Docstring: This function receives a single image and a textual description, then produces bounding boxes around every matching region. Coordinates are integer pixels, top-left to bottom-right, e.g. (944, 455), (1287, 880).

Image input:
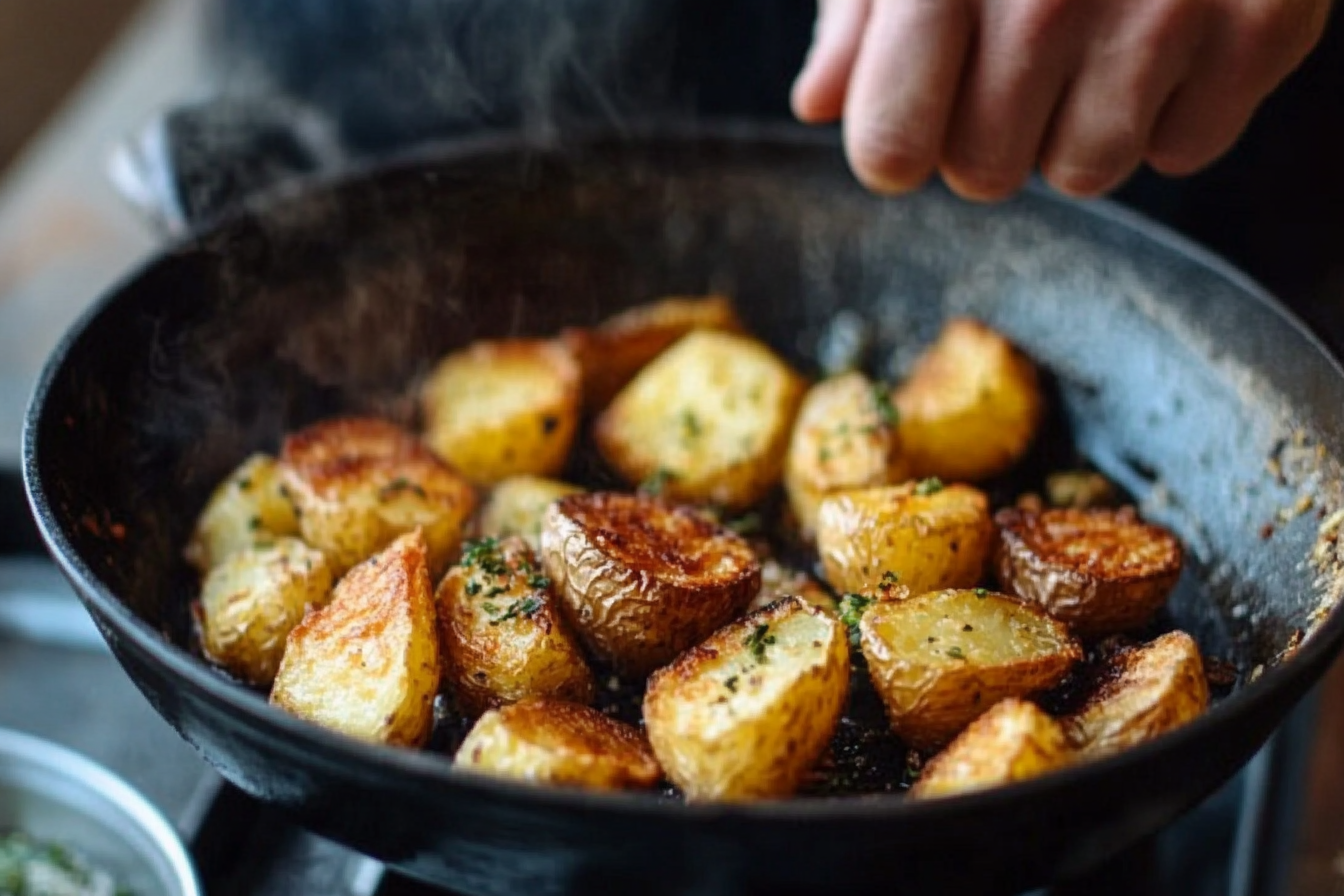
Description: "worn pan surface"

(23, 125), (1344, 896)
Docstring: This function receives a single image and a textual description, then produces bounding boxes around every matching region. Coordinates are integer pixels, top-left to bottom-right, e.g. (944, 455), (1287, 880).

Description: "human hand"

(791, 0), (1334, 200)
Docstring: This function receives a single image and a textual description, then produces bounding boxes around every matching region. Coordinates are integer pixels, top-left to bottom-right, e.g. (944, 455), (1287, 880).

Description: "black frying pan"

(22, 126), (1344, 896)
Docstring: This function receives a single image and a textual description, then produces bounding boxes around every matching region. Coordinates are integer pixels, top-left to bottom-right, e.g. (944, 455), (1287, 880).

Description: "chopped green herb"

(914, 477), (945, 496)
(484, 585), (508, 598)
(946, 646), (966, 660)
(461, 538), (509, 576)
(974, 588), (988, 598)
(491, 596), (543, 625)
(247, 516), (262, 531)
(818, 445), (833, 464)
(743, 623), (776, 662)
(236, 477), (253, 491)
(482, 601), (500, 615)
(638, 468), (677, 496)
(465, 580), (482, 597)
(725, 675), (739, 693)
(838, 593), (873, 646)
(871, 382), (899, 427)
(527, 573), (552, 590)
(681, 409), (703, 439)
(962, 624), (974, 632)
(725, 511), (763, 536)
(379, 476), (427, 500)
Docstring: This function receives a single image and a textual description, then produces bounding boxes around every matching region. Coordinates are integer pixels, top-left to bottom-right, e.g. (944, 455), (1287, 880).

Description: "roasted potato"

(270, 530), (440, 746)
(562, 294), (744, 409)
(995, 506), (1183, 638)
(197, 537), (332, 687)
(860, 589), (1082, 750)
(420, 339), (582, 486)
(540, 492), (761, 675)
(747, 558), (837, 616)
(894, 317), (1043, 482)
(816, 481), (994, 596)
(643, 596), (849, 801)
(437, 536), (595, 717)
(185, 454), (300, 572)
(784, 372), (911, 540)
(477, 476), (584, 551)
(454, 697), (661, 791)
(278, 417), (477, 576)
(594, 330), (807, 510)
(1063, 630), (1209, 757)
(912, 698), (1072, 799)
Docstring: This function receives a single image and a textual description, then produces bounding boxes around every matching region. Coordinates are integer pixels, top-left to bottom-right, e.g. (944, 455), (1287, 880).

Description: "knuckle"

(941, 157), (1031, 201)
(846, 120), (938, 193)
(1018, 0), (1076, 40)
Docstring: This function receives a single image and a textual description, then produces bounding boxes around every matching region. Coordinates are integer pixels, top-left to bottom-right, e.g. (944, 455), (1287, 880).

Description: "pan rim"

(22, 120), (1344, 823)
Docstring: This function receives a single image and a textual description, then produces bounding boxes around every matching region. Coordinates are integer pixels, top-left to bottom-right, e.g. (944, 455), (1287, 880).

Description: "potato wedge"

(562, 294), (744, 409)
(278, 417), (477, 576)
(894, 317), (1043, 482)
(816, 481), (994, 596)
(995, 507), (1183, 638)
(1063, 630), (1209, 757)
(185, 454), (300, 573)
(455, 697), (661, 791)
(911, 698), (1072, 799)
(477, 476), (585, 551)
(747, 558), (837, 616)
(643, 596), (849, 801)
(421, 339), (582, 486)
(271, 530), (440, 746)
(540, 492), (761, 675)
(860, 589), (1081, 751)
(197, 537), (332, 687)
(437, 536), (595, 717)
(784, 372), (911, 540)
(594, 330), (807, 510)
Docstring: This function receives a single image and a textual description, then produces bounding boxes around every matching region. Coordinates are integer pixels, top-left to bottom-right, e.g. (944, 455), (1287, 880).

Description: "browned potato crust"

(644, 597), (849, 801)
(995, 507), (1183, 637)
(912, 698), (1072, 799)
(1064, 630), (1209, 757)
(562, 294), (744, 409)
(894, 317), (1043, 482)
(278, 417), (477, 576)
(816, 481), (994, 596)
(747, 558), (837, 616)
(437, 536), (595, 717)
(270, 530), (441, 747)
(860, 589), (1082, 751)
(420, 339), (582, 486)
(540, 492), (761, 675)
(455, 697), (661, 791)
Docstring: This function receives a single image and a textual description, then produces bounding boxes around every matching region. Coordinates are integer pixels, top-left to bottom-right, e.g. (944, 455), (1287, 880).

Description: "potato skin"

(278, 417), (477, 576)
(995, 507), (1183, 638)
(1064, 630), (1209, 757)
(455, 697), (661, 791)
(894, 317), (1043, 482)
(784, 372), (910, 540)
(477, 476), (584, 551)
(270, 530), (441, 747)
(562, 294), (744, 410)
(198, 537), (332, 687)
(420, 339), (582, 486)
(594, 329), (807, 511)
(437, 536), (595, 717)
(540, 492), (761, 675)
(860, 589), (1082, 751)
(816, 481), (994, 596)
(912, 698), (1072, 799)
(643, 597), (849, 801)
(185, 454), (300, 573)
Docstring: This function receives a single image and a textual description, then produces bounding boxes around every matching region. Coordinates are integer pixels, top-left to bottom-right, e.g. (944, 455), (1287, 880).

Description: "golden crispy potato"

(816, 481), (994, 596)
(784, 372), (911, 540)
(455, 697), (661, 791)
(278, 417), (477, 576)
(860, 589), (1082, 751)
(562, 294), (744, 410)
(747, 559), (837, 616)
(643, 597), (849, 801)
(197, 537), (332, 687)
(477, 476), (584, 551)
(594, 330), (807, 510)
(420, 339), (582, 486)
(894, 317), (1043, 482)
(270, 530), (440, 747)
(1063, 630), (1209, 757)
(437, 536), (595, 717)
(540, 492), (761, 675)
(995, 507), (1183, 638)
(912, 698), (1072, 799)
(185, 454), (300, 573)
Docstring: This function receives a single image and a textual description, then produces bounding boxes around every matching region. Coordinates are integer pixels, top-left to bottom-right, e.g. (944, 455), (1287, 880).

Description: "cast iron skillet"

(22, 125), (1344, 896)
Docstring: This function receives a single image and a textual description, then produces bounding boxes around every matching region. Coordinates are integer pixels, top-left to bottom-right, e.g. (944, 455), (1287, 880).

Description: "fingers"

(792, 0), (873, 124)
(842, 0), (974, 194)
